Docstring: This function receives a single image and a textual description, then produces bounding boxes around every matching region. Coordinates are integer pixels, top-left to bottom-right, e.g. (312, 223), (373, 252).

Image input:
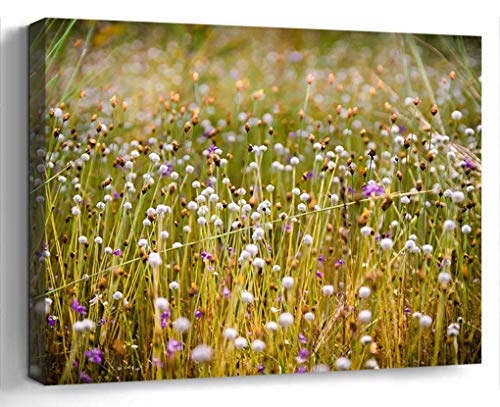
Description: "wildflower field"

(29, 19), (481, 384)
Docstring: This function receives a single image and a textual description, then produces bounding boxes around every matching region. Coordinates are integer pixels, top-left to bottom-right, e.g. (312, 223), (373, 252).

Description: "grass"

(28, 19), (481, 384)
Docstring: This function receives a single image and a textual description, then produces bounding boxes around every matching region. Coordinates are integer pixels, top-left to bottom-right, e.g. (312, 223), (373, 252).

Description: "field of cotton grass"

(28, 19), (481, 384)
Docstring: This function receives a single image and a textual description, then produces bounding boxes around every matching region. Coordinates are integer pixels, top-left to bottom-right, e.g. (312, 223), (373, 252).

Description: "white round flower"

(380, 238), (393, 250)
(322, 285), (334, 296)
(266, 321), (278, 331)
(148, 252), (162, 267)
(304, 312), (315, 322)
(104, 247), (113, 254)
(279, 312), (294, 327)
(191, 344), (213, 363)
(297, 203), (307, 212)
(169, 281), (179, 290)
(443, 220), (456, 232)
(419, 314), (433, 328)
(241, 291), (254, 304)
(78, 235), (87, 244)
(461, 224), (472, 234)
(358, 286), (371, 299)
(234, 337), (248, 349)
(451, 110), (462, 121)
(452, 191), (465, 203)
(360, 226), (373, 237)
(400, 196), (410, 204)
(447, 323), (460, 337)
(94, 236), (103, 244)
(246, 244), (259, 256)
(422, 244), (433, 254)
(123, 202), (132, 210)
(173, 317), (191, 333)
(303, 234), (313, 245)
(251, 339), (266, 352)
(223, 328), (238, 340)
(361, 335), (372, 345)
(358, 310), (372, 324)
(252, 257), (265, 269)
(335, 356), (351, 371)
(290, 157), (300, 165)
(282, 276), (294, 289)
(438, 272), (451, 284)
(154, 297), (169, 312)
(112, 291), (123, 301)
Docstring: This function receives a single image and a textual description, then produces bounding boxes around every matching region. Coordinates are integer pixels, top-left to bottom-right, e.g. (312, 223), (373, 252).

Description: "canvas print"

(28, 19), (481, 384)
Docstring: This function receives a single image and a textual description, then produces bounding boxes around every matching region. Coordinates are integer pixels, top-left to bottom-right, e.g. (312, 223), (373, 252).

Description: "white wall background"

(1, 1), (499, 405)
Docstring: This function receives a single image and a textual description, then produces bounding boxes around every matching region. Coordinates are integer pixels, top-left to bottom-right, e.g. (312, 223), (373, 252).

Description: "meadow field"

(28, 19), (481, 384)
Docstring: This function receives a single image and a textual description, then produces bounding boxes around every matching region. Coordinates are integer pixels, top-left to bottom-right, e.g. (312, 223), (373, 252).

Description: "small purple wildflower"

(362, 182), (385, 197)
(71, 298), (87, 316)
(194, 309), (204, 319)
(47, 315), (56, 327)
(335, 259), (345, 266)
(404, 307), (411, 315)
(298, 348), (310, 359)
(97, 318), (106, 326)
(316, 270), (323, 279)
(295, 365), (308, 374)
(85, 348), (104, 364)
(160, 309), (171, 329)
(306, 171), (313, 179)
(159, 162), (174, 177)
(112, 249), (122, 256)
(207, 144), (218, 154)
(167, 338), (183, 358)
(79, 371), (92, 383)
(112, 191), (120, 200)
(464, 157), (474, 170)
(257, 364), (265, 373)
(317, 254), (325, 263)
(298, 333), (307, 344)
(72, 359), (79, 370)
(222, 287), (231, 299)
(284, 222), (292, 232)
(201, 250), (212, 261)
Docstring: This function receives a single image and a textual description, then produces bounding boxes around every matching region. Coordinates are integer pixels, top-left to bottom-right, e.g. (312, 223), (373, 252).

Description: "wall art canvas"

(28, 18), (481, 384)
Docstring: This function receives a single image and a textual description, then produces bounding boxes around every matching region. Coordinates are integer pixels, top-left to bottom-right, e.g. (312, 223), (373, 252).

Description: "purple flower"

(194, 309), (204, 318)
(160, 309), (171, 329)
(362, 182), (385, 197)
(335, 259), (345, 266)
(97, 318), (106, 326)
(47, 315), (56, 327)
(317, 254), (325, 263)
(257, 364), (265, 373)
(167, 338), (183, 358)
(222, 287), (231, 299)
(201, 250), (212, 260)
(79, 371), (92, 383)
(112, 191), (120, 200)
(85, 348), (103, 364)
(295, 365), (308, 374)
(289, 51), (303, 62)
(207, 144), (218, 154)
(404, 307), (411, 315)
(112, 249), (122, 256)
(316, 270), (323, 279)
(465, 157), (474, 170)
(305, 171), (313, 179)
(71, 298), (87, 316)
(298, 334), (307, 344)
(284, 222), (292, 232)
(298, 348), (310, 359)
(159, 162), (174, 177)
